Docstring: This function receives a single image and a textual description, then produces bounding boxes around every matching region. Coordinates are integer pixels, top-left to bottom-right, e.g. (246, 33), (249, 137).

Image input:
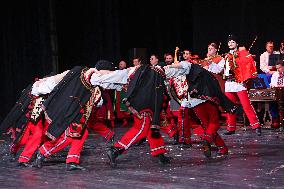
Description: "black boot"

(108, 135), (115, 145)
(10, 152), (17, 162)
(157, 154), (170, 165)
(35, 151), (45, 168)
(216, 151), (229, 157)
(17, 162), (31, 167)
(255, 127), (262, 136)
(178, 142), (192, 148)
(172, 133), (179, 145)
(134, 138), (146, 146)
(223, 130), (236, 135)
(107, 146), (124, 168)
(66, 163), (86, 171)
(202, 140), (211, 158)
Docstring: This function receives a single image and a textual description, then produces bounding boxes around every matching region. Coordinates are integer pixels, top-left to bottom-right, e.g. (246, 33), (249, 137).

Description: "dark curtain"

(1, 0), (284, 121)
(118, 0), (194, 63)
(54, 0), (121, 71)
(0, 1), (53, 121)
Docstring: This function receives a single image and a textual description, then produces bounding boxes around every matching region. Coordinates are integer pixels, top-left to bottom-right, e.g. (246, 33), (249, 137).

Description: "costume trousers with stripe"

(39, 129), (88, 164)
(10, 120), (48, 163)
(192, 102), (228, 153)
(225, 90), (260, 131)
(114, 110), (167, 156)
(87, 107), (114, 141)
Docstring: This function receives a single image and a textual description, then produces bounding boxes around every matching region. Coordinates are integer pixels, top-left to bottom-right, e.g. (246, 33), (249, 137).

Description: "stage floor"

(1, 126), (284, 189)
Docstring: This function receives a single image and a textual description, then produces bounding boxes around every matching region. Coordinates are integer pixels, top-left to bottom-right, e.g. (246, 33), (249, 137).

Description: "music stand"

(269, 54), (284, 67)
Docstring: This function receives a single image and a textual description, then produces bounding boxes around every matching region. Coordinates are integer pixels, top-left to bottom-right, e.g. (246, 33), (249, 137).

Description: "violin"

(197, 54), (224, 67)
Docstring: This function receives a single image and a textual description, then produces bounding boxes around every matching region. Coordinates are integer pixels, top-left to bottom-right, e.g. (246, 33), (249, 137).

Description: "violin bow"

(217, 42), (221, 55)
(248, 35), (258, 52)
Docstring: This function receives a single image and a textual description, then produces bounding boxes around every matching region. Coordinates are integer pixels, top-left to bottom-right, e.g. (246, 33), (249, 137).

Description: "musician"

(223, 34), (261, 136)
(280, 41), (284, 54)
(183, 49), (193, 63)
(202, 43), (224, 73)
(260, 41), (279, 75)
(118, 60), (127, 70)
(201, 42), (226, 92)
(164, 53), (174, 65)
(132, 57), (142, 66)
(269, 60), (284, 128)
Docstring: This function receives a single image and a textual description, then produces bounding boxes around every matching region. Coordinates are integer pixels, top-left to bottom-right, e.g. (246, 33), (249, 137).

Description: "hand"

(238, 46), (246, 51)
(84, 68), (96, 80)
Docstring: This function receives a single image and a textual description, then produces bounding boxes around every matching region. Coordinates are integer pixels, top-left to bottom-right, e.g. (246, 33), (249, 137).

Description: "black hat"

(227, 34), (238, 43)
(95, 60), (114, 71)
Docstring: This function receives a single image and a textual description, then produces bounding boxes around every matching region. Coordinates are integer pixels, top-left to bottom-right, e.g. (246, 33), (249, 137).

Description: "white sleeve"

(90, 69), (128, 90)
(270, 73), (278, 87)
(260, 53), (269, 73)
(127, 66), (138, 77)
(207, 59), (225, 74)
(165, 61), (191, 78)
(31, 77), (57, 96)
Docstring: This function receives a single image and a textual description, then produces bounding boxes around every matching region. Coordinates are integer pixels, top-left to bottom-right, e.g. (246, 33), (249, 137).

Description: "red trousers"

(104, 90), (115, 127)
(10, 120), (48, 163)
(192, 102), (228, 153)
(177, 107), (192, 144)
(180, 102), (228, 154)
(88, 108), (114, 141)
(114, 110), (167, 156)
(39, 129), (88, 164)
(225, 90), (260, 131)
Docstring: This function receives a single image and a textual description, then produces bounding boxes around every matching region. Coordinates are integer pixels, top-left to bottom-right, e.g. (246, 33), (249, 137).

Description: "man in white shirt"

(260, 41), (279, 80)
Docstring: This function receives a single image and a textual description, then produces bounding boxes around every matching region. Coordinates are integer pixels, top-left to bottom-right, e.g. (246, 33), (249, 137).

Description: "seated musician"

(259, 41), (280, 84)
(201, 42), (225, 92)
(269, 60), (284, 128)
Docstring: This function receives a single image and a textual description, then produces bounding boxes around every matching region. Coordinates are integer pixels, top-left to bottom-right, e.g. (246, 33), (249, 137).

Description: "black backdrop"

(1, 0), (284, 120)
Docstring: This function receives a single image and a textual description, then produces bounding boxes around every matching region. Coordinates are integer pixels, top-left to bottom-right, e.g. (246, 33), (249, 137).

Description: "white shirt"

(90, 69), (128, 91)
(165, 61), (191, 78)
(31, 70), (70, 96)
(31, 77), (57, 96)
(270, 71), (284, 87)
(207, 58), (225, 74)
(260, 51), (280, 73)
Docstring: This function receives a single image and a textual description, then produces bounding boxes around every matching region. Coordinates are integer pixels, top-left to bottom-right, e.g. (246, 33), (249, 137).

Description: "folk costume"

(165, 61), (233, 157)
(223, 35), (260, 135)
(36, 61), (129, 170)
(108, 64), (170, 167)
